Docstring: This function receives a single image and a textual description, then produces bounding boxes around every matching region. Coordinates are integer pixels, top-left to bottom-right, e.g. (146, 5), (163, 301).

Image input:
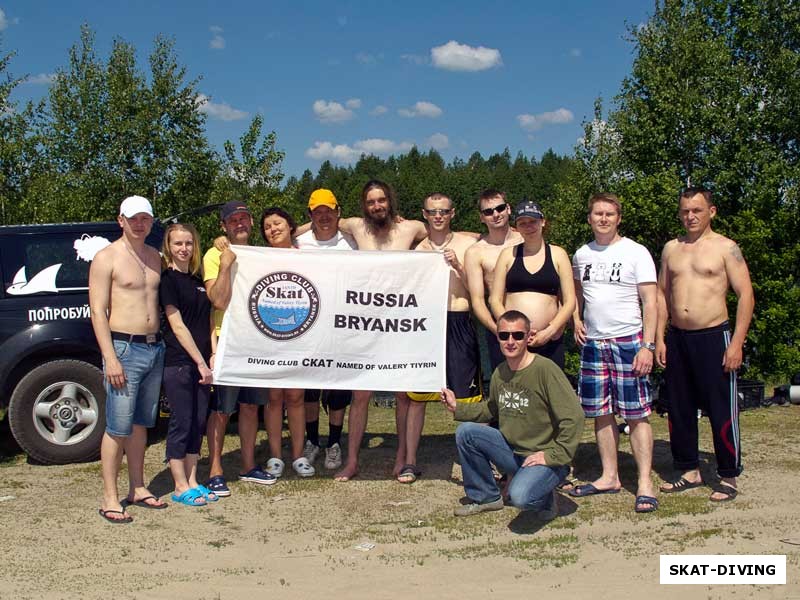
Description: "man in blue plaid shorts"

(569, 193), (659, 513)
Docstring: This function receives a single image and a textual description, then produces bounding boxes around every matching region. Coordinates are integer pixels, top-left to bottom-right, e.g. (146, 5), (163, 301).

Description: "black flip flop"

(397, 464), (422, 484)
(99, 508), (133, 524)
(125, 495), (168, 509)
(710, 482), (738, 502)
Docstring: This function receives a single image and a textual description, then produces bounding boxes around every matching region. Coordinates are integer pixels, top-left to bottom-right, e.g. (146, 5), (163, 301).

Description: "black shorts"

(304, 389), (351, 411)
(409, 311), (482, 403)
(528, 333), (565, 369)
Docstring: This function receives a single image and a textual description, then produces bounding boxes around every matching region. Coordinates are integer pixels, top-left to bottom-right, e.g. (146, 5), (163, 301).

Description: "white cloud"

(426, 133), (449, 150)
(398, 101), (443, 118)
(24, 73), (56, 85)
(196, 94), (248, 121)
(0, 8), (7, 30)
(356, 52), (383, 65)
(306, 138), (414, 163)
(517, 108), (574, 132)
(401, 54), (428, 66)
(345, 98), (362, 109)
(569, 48), (582, 58)
(313, 100), (355, 123)
(370, 105), (388, 116)
(431, 40), (502, 72)
(209, 26), (225, 50)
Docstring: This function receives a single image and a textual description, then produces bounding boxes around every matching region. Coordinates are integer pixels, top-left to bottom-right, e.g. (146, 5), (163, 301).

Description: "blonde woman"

(159, 223), (217, 506)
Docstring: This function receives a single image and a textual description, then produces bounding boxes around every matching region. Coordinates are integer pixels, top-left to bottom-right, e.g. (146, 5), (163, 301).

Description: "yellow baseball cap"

(308, 189), (338, 211)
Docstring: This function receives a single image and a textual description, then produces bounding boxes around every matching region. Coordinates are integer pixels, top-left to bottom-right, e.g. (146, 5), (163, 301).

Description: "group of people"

(89, 179), (753, 524)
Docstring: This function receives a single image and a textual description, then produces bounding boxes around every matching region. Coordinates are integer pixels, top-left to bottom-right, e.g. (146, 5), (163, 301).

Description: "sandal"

(397, 464), (422, 484)
(266, 457), (285, 478)
(193, 484), (219, 502)
(171, 488), (207, 507)
(292, 457), (316, 477)
(659, 477), (704, 494)
(710, 482), (738, 502)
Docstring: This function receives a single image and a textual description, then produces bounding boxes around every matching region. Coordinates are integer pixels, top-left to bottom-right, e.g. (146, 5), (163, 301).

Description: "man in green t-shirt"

(441, 310), (584, 519)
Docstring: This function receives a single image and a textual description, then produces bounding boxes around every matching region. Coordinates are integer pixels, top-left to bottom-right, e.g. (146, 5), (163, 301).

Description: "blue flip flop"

(569, 483), (621, 497)
(635, 495), (659, 513)
(171, 488), (207, 507)
(193, 484), (219, 502)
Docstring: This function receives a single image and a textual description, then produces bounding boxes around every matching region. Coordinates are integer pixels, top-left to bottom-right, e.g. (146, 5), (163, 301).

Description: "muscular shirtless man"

(397, 193), (481, 483)
(464, 190), (522, 371)
(90, 196), (166, 523)
(656, 186), (754, 502)
(331, 180), (429, 481)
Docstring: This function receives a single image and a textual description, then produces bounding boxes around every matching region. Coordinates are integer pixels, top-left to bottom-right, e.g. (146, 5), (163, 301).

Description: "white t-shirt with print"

(572, 237), (656, 339)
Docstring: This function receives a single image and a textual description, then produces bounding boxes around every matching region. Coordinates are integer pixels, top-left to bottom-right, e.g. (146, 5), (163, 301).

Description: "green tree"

(558, 0), (800, 379)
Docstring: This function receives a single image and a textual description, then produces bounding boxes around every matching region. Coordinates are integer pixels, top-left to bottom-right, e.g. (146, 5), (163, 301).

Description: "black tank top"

(505, 243), (560, 296)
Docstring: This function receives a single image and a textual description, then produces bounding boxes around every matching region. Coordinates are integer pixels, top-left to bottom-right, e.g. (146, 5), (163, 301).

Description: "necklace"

(123, 241), (147, 277)
(428, 232), (453, 252)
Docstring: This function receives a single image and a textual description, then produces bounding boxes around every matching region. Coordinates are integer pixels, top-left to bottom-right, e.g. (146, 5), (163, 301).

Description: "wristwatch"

(643, 342), (656, 352)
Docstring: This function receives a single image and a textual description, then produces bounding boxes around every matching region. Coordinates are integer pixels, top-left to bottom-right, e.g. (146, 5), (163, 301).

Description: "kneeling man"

(441, 310), (583, 519)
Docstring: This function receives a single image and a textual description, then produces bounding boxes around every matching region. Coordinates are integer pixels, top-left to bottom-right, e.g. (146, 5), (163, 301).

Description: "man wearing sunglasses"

(441, 310), (583, 518)
(464, 190), (522, 371)
(397, 193), (482, 484)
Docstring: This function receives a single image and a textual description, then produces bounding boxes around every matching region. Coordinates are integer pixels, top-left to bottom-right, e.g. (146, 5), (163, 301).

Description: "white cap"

(119, 195), (154, 218)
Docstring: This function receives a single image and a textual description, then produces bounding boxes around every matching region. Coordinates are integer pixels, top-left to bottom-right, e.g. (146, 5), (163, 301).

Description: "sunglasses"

(480, 203), (508, 216)
(423, 208), (453, 216)
(497, 331), (527, 341)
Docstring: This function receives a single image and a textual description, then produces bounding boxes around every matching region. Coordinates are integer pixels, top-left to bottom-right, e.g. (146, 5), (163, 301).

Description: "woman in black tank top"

(488, 201), (576, 368)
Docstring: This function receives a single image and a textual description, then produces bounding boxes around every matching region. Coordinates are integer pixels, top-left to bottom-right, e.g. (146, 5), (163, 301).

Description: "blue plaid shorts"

(578, 333), (651, 420)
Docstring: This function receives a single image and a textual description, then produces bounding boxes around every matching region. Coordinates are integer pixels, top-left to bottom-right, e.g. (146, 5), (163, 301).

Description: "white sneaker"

(292, 456), (316, 477)
(303, 440), (320, 463)
(266, 457), (285, 478)
(324, 443), (342, 470)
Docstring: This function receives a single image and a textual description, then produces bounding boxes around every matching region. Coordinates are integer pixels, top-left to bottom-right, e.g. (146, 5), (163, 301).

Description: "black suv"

(0, 221), (162, 464)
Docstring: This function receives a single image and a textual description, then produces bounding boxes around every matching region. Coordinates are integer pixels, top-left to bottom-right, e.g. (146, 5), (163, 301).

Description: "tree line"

(1, 0), (797, 380)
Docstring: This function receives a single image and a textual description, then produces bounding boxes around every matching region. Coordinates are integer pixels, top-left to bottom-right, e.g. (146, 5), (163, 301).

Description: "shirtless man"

(397, 193), (481, 483)
(656, 186), (754, 502)
(329, 179), (429, 481)
(90, 195), (166, 523)
(464, 190), (522, 371)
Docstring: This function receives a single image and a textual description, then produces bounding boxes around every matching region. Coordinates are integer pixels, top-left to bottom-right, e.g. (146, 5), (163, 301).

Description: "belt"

(111, 331), (163, 345)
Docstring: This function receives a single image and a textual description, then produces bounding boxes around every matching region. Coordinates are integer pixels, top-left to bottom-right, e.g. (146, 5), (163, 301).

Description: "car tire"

(9, 359), (106, 464)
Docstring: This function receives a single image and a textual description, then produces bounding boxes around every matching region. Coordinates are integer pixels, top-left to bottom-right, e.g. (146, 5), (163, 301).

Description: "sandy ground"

(1, 403), (799, 600)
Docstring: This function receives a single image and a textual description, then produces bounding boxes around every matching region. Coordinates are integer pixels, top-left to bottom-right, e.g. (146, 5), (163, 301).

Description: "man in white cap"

(296, 189), (356, 472)
(90, 195), (167, 523)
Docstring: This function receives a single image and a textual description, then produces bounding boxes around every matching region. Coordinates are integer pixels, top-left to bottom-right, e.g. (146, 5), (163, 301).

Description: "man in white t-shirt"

(295, 189), (356, 471)
(569, 193), (659, 513)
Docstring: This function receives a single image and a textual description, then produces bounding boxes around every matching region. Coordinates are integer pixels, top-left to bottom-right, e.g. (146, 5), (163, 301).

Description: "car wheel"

(9, 359), (105, 464)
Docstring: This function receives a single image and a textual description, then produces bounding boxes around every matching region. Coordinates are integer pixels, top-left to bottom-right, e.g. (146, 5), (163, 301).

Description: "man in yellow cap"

(296, 189), (356, 471)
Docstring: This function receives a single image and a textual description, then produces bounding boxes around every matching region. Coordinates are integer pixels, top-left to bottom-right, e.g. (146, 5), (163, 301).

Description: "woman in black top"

(160, 223), (217, 506)
(489, 200), (575, 368)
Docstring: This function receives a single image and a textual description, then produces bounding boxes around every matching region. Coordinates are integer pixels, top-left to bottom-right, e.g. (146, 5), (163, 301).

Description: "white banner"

(213, 246), (449, 391)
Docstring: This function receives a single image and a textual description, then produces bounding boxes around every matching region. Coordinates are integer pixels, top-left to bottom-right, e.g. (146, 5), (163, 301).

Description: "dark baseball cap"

(515, 200), (545, 220)
(220, 200), (250, 221)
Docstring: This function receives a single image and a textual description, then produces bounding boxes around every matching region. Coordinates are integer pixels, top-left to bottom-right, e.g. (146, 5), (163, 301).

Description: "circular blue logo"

(248, 271), (320, 340)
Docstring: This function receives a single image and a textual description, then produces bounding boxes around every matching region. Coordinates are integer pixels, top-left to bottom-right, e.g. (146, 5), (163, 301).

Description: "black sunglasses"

(480, 203), (508, 216)
(497, 331), (526, 341)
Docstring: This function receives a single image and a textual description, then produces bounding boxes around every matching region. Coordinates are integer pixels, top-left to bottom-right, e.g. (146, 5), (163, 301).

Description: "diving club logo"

(248, 271), (320, 340)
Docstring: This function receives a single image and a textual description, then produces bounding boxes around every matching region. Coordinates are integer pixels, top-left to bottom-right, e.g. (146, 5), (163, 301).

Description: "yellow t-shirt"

(202, 246), (226, 336)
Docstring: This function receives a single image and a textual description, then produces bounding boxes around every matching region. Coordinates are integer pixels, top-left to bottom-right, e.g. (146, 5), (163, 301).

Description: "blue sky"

(1, 1), (654, 180)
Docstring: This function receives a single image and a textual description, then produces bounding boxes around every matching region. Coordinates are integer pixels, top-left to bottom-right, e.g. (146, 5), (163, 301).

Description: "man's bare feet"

(334, 463), (359, 482)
